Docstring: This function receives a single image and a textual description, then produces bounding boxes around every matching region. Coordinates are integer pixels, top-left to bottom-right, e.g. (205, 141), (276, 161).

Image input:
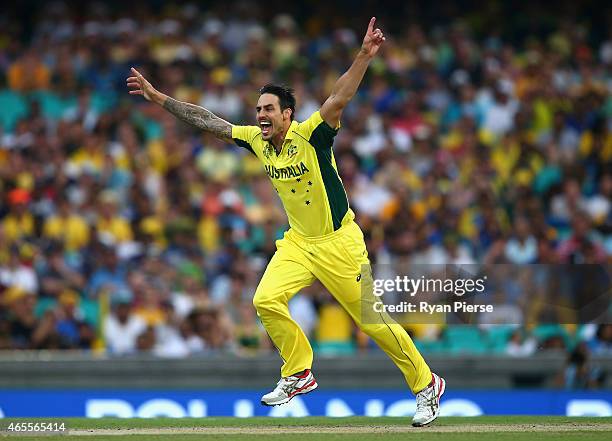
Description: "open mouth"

(260, 121), (271, 136)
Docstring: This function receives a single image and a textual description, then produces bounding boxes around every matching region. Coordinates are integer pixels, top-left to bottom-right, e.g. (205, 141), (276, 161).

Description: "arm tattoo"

(163, 97), (232, 140)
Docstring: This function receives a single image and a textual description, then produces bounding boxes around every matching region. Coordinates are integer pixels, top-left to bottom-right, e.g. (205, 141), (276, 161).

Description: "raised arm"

(126, 67), (232, 141)
(320, 17), (385, 129)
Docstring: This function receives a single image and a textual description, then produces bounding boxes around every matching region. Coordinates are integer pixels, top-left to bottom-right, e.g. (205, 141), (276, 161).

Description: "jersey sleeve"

(298, 110), (339, 151)
(231, 125), (260, 156)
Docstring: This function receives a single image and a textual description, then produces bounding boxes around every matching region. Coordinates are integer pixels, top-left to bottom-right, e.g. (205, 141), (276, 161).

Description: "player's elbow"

(329, 94), (350, 110)
(321, 95), (347, 127)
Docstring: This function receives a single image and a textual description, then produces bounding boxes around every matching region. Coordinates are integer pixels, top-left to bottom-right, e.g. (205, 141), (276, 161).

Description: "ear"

(283, 108), (292, 121)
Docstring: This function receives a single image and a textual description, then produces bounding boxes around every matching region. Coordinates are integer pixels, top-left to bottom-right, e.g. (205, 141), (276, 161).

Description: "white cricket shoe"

(412, 372), (446, 427)
(261, 369), (318, 406)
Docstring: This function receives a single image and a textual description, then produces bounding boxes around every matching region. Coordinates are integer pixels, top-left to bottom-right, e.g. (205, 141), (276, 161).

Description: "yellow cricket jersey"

(232, 111), (353, 237)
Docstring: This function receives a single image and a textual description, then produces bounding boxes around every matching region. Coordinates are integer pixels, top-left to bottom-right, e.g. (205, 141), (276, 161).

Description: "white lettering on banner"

(80, 396), (611, 418)
(325, 399), (355, 417)
(377, 399), (484, 417)
(187, 400), (207, 418)
(85, 399), (206, 418)
(384, 400), (416, 416)
(87, 399), (134, 418)
(138, 399), (187, 418)
(439, 399), (483, 416)
(567, 400), (612, 417)
(0, 407), (4, 417)
(364, 400), (384, 417)
(234, 400), (254, 418)
(268, 397), (309, 417)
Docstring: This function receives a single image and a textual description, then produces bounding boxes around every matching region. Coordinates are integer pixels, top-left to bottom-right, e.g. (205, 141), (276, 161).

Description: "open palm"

(126, 67), (157, 102)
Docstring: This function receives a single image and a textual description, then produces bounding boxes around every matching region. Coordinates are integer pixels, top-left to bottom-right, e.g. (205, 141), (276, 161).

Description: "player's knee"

(252, 291), (273, 312)
(253, 289), (287, 315)
(252, 293), (263, 311)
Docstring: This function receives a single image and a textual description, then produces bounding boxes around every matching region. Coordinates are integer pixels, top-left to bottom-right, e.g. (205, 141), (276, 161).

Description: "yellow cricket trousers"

(253, 219), (432, 394)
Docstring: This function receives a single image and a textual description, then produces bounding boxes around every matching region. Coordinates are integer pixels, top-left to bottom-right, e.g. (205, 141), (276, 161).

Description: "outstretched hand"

(361, 17), (386, 58)
(126, 67), (157, 102)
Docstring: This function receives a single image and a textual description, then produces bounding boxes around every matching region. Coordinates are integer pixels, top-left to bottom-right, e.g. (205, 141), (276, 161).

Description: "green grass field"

(2, 416), (611, 441)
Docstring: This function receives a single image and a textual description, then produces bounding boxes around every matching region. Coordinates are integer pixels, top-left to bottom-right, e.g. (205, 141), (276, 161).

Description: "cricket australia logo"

(287, 145), (298, 159)
(263, 144), (274, 159)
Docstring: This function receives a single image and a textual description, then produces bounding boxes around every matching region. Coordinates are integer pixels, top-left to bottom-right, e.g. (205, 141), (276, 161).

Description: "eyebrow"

(256, 104), (275, 110)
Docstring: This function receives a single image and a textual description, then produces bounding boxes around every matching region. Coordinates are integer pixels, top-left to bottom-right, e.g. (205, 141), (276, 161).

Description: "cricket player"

(127, 17), (445, 426)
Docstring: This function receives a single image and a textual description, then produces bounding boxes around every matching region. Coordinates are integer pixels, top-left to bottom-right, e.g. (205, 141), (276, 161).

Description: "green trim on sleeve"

(233, 137), (256, 156)
(231, 125), (258, 156)
(308, 120), (338, 152)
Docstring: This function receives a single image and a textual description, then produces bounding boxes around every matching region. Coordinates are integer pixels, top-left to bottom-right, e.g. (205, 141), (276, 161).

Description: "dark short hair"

(259, 83), (296, 121)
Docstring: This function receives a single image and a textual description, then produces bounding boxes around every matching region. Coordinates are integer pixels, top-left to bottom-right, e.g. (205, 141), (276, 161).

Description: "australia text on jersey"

(264, 162), (310, 180)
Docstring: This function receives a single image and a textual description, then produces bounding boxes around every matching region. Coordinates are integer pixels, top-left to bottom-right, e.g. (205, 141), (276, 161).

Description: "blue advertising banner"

(0, 390), (610, 418)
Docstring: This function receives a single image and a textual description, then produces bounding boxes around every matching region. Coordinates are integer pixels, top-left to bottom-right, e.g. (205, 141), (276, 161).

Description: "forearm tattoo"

(163, 97), (232, 139)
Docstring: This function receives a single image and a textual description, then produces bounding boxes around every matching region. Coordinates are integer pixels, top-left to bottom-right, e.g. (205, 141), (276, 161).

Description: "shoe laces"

(276, 376), (298, 394)
(415, 385), (435, 412)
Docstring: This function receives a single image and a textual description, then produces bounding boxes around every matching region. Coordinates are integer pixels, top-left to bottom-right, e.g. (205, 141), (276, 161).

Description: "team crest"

(263, 144), (274, 159)
(287, 145), (298, 158)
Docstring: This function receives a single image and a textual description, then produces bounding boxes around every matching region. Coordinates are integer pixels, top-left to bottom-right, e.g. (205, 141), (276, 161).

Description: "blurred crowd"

(0, 1), (610, 363)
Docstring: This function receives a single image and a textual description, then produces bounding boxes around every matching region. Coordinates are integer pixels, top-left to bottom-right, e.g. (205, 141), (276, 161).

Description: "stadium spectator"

(2, 286), (58, 349)
(587, 324), (612, 356)
(103, 295), (147, 355)
(54, 289), (95, 349)
(558, 342), (605, 389)
(38, 244), (86, 298)
(0, 246), (38, 294)
(504, 216), (538, 264)
(42, 198), (91, 252)
(505, 328), (537, 357)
